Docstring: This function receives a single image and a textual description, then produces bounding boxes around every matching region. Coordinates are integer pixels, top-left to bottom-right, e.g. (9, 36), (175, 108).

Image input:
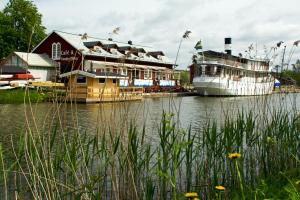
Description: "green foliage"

(0, 108), (300, 199)
(0, 88), (48, 104)
(282, 69), (300, 85)
(0, 0), (46, 58)
(180, 70), (190, 86)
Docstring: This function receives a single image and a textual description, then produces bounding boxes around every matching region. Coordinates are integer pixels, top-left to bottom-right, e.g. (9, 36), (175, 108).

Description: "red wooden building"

(33, 31), (179, 87)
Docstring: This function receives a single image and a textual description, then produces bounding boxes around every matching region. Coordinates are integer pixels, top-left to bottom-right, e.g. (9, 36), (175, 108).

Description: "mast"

(281, 45), (286, 72)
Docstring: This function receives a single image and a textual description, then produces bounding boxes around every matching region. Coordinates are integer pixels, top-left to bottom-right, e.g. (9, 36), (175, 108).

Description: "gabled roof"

(59, 70), (128, 79)
(14, 52), (57, 67)
(33, 30), (175, 65)
(0, 65), (28, 74)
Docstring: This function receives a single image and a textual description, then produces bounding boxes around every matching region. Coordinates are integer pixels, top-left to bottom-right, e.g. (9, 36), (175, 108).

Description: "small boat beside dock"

(59, 70), (143, 103)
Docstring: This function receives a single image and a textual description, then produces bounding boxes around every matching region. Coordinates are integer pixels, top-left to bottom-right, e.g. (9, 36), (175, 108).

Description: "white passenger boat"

(191, 38), (274, 96)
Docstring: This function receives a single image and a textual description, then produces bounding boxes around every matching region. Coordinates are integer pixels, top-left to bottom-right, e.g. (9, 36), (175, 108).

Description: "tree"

(0, 0), (46, 59)
(180, 70), (190, 86)
(295, 59), (300, 72)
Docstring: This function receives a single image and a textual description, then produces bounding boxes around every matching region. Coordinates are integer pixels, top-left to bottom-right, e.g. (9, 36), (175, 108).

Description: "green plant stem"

(235, 160), (245, 200)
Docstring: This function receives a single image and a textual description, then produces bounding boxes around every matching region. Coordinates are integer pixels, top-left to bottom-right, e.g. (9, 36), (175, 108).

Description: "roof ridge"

(54, 30), (153, 48)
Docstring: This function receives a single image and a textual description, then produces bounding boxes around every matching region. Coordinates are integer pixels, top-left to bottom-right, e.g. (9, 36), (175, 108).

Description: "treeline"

(0, 0), (46, 59)
(282, 59), (300, 85)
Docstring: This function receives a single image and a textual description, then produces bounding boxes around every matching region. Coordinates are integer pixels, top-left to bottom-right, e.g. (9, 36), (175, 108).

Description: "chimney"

(225, 37), (232, 55)
(128, 40), (133, 45)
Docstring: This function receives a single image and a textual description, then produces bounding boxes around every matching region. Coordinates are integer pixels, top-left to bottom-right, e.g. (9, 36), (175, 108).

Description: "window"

(106, 67), (112, 73)
(52, 42), (61, 59)
(57, 43), (61, 58)
(133, 69), (140, 79)
(157, 71), (161, 80)
(99, 78), (106, 83)
(144, 69), (152, 79)
(120, 68), (127, 75)
(112, 79), (117, 84)
(76, 76), (86, 84)
(216, 66), (222, 75)
(52, 43), (57, 59)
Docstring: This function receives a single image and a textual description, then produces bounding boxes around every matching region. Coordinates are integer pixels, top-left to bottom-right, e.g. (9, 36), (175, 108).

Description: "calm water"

(0, 93), (299, 143)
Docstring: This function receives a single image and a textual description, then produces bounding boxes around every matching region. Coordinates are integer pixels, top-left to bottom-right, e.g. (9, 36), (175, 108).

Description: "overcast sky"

(1, 0), (300, 69)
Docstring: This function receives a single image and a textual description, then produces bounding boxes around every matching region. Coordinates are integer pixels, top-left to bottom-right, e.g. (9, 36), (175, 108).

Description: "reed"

(0, 96), (299, 199)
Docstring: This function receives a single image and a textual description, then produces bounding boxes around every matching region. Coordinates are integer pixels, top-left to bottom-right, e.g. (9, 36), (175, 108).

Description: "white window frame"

(144, 69), (152, 80)
(56, 43), (61, 59)
(121, 68), (127, 76)
(52, 43), (57, 59)
(52, 42), (61, 60)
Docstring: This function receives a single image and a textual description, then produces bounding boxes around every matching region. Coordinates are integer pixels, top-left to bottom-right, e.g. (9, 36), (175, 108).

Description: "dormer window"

(110, 48), (118, 55)
(52, 42), (61, 59)
(94, 46), (102, 53)
(138, 52), (145, 58)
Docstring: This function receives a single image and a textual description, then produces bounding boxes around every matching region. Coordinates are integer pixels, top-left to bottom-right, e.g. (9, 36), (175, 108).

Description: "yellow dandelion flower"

(193, 198), (200, 200)
(185, 192), (198, 198)
(215, 185), (226, 191)
(228, 153), (241, 159)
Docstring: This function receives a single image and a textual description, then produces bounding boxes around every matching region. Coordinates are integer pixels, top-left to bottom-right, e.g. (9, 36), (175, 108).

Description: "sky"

(1, 0), (300, 69)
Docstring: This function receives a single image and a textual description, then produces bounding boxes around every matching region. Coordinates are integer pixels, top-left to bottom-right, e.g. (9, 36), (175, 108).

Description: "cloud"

(1, 0), (300, 68)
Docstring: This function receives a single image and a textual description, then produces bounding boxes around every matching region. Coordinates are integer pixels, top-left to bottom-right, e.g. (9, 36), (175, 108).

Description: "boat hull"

(193, 76), (274, 96)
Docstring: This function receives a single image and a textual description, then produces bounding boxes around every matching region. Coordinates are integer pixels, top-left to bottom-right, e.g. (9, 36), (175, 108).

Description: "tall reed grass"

(0, 95), (299, 200)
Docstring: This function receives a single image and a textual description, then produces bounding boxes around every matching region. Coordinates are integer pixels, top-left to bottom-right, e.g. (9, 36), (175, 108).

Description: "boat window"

(99, 78), (106, 83)
(76, 76), (86, 84)
(216, 66), (222, 75)
(205, 66), (214, 75)
(196, 66), (202, 76)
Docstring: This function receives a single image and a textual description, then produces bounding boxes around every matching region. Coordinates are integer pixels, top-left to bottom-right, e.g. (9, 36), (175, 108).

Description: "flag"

(183, 30), (191, 38)
(194, 40), (202, 50)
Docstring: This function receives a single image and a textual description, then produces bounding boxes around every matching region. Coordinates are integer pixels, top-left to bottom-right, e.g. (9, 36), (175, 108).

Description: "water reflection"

(0, 93), (299, 143)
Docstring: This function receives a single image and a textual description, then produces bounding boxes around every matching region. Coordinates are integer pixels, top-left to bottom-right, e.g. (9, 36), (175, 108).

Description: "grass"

(0, 98), (299, 199)
(0, 88), (49, 104)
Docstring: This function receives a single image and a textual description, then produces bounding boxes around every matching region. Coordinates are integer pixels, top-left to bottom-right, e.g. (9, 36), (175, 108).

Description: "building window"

(52, 43), (57, 59)
(157, 72), (161, 80)
(99, 78), (106, 83)
(144, 69), (152, 79)
(105, 67), (113, 73)
(57, 43), (61, 58)
(120, 68), (127, 75)
(133, 69), (140, 79)
(52, 42), (61, 59)
(76, 76), (86, 84)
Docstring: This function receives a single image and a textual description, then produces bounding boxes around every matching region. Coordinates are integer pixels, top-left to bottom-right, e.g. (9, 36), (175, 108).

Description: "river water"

(0, 93), (299, 142)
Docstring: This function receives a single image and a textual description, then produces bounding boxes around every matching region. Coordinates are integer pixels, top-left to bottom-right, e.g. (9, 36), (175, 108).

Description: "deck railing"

(67, 86), (143, 101)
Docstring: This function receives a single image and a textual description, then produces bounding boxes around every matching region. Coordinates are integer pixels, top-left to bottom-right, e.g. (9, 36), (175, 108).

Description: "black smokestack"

(225, 37), (232, 55)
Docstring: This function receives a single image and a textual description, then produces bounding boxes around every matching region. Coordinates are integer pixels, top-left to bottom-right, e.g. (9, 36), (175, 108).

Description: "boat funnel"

(225, 37), (232, 55)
